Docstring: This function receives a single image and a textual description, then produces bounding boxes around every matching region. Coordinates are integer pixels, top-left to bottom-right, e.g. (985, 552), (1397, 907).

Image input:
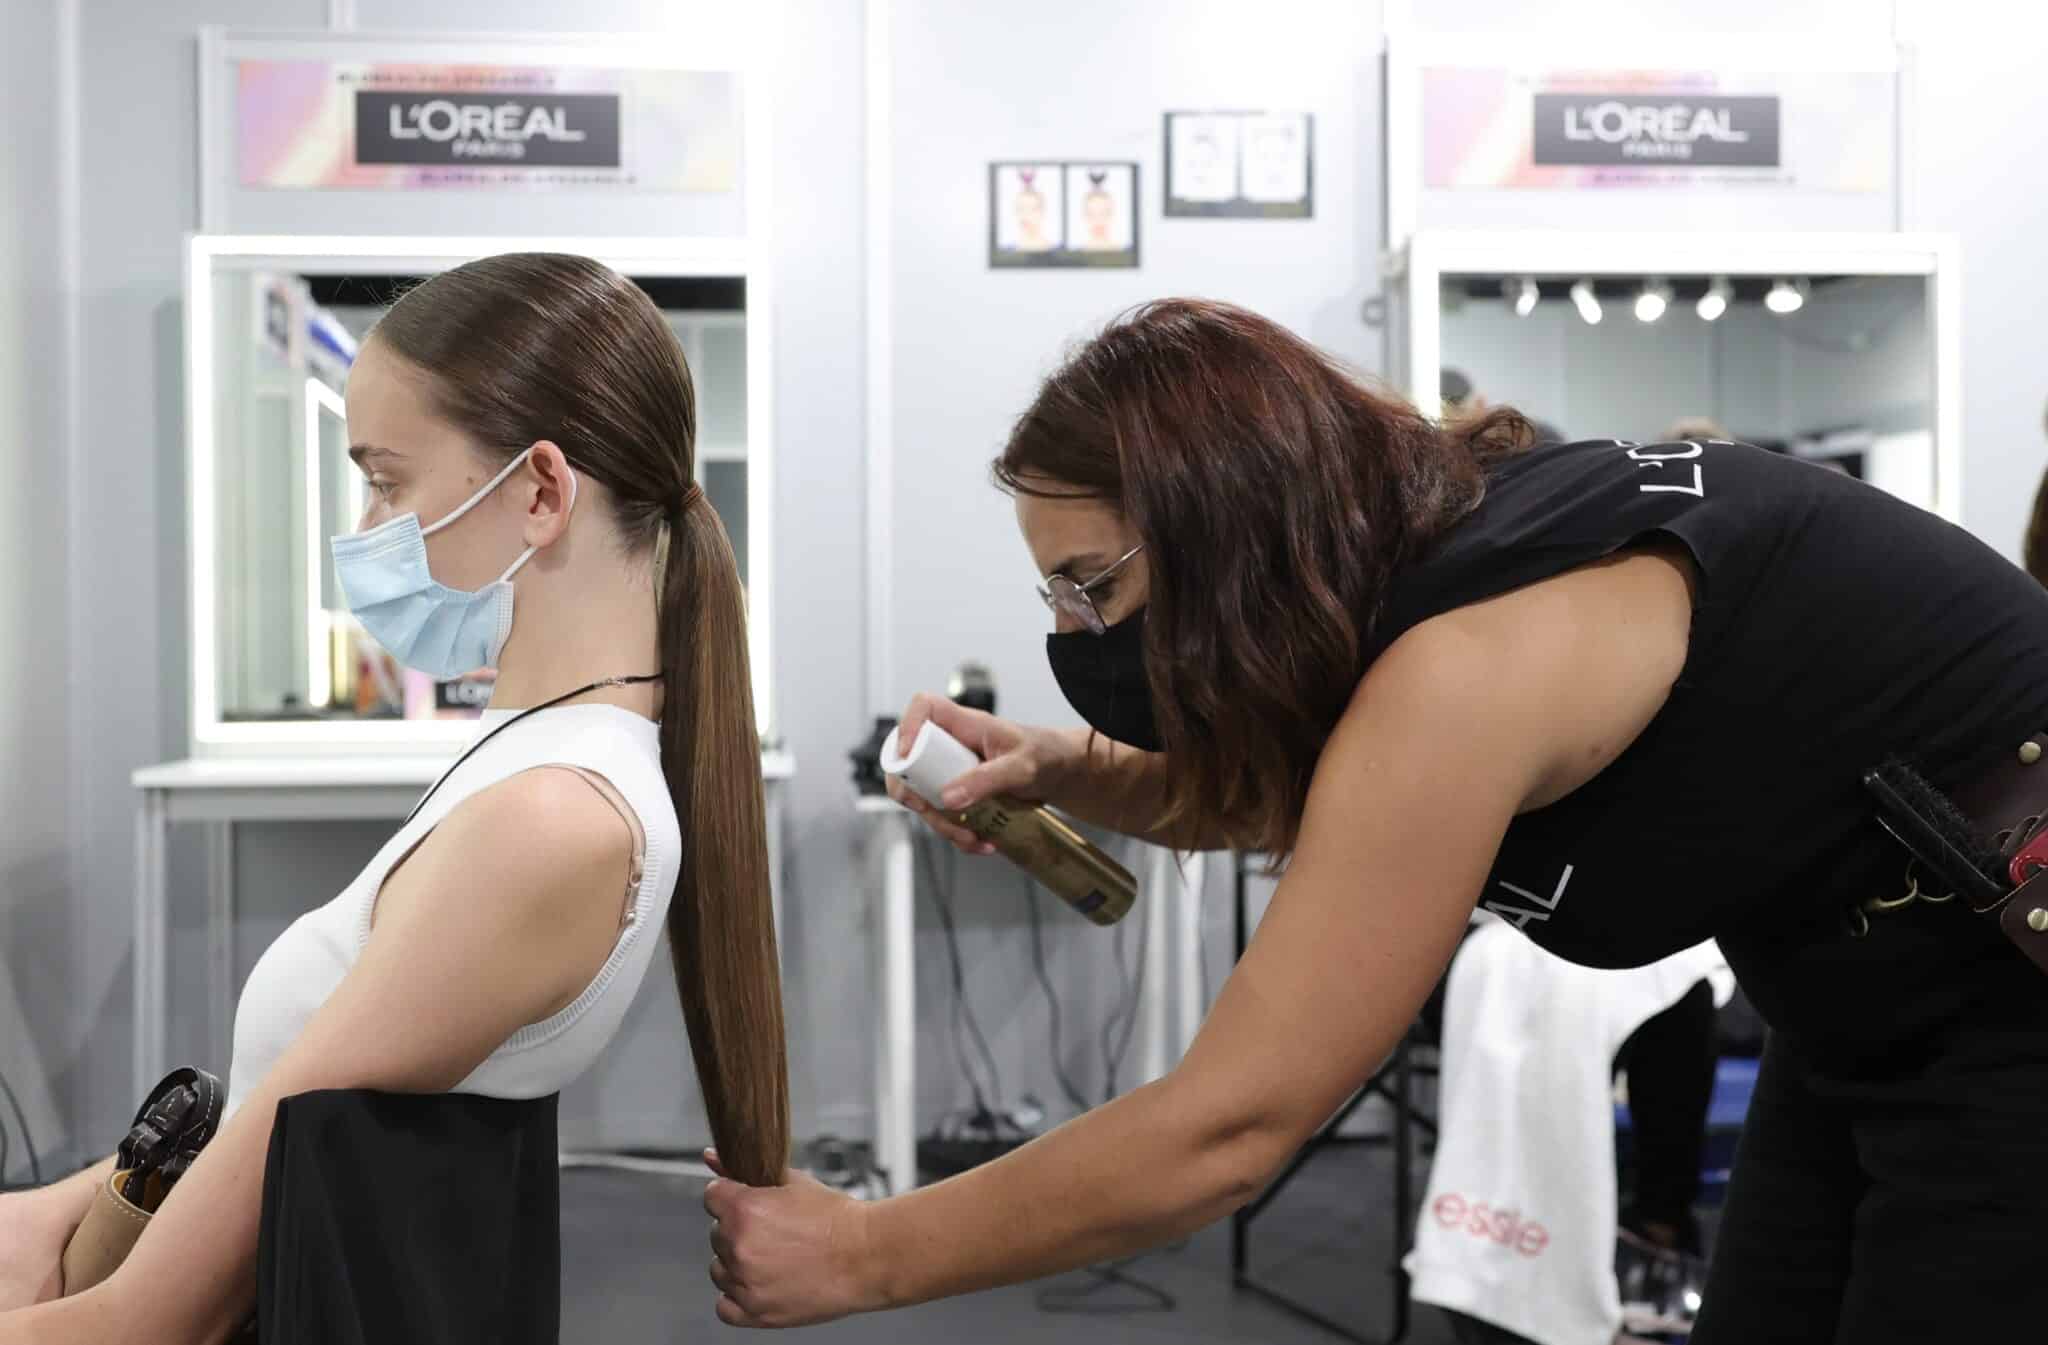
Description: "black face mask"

(1046, 607), (1164, 752)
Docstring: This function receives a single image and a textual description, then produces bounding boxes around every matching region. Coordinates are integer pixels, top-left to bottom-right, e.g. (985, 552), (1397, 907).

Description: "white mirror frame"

(184, 233), (775, 754)
(1401, 230), (1962, 523)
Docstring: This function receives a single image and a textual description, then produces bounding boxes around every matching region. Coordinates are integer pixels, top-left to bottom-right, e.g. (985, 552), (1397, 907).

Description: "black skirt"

(255, 1089), (561, 1345)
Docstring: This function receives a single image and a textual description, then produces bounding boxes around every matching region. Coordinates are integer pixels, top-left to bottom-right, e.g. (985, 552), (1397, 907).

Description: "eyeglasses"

(1038, 543), (1145, 635)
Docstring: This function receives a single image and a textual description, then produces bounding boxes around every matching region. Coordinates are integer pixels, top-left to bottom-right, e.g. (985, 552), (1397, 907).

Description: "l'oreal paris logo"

(1565, 101), (1748, 146)
(385, 100), (588, 152)
(353, 91), (622, 169)
(1531, 92), (1780, 167)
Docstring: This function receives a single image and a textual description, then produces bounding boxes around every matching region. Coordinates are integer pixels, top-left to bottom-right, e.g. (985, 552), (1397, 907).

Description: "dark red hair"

(995, 298), (1530, 855)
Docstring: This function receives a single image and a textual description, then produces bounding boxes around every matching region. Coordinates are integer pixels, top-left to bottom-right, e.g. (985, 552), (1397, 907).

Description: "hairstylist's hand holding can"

(883, 693), (1081, 855)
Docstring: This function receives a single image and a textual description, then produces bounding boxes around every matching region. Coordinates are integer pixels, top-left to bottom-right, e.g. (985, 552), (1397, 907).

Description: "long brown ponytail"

(657, 493), (789, 1187)
(373, 252), (788, 1186)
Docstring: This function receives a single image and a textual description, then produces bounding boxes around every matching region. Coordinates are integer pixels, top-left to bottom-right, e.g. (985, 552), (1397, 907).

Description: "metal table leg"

(133, 789), (168, 1100)
(874, 813), (916, 1195)
(766, 779), (786, 958)
(1135, 847), (1173, 1085)
(207, 822), (236, 1077)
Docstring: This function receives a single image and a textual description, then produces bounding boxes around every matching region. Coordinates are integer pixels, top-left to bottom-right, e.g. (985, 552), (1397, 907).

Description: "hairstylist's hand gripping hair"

(701, 1152), (881, 1324)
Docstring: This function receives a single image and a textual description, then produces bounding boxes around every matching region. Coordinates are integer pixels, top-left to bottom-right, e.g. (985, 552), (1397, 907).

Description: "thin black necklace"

(403, 673), (664, 828)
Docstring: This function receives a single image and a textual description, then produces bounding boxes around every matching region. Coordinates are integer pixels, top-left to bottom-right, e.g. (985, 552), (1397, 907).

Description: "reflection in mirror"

(1439, 273), (1934, 509)
(209, 265), (748, 726)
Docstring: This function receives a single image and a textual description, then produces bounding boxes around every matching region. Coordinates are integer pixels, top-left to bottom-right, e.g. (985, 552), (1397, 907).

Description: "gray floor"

(562, 1146), (1466, 1343)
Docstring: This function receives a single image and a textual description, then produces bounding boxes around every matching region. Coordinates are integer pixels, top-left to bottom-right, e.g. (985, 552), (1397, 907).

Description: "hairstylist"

(705, 300), (2048, 1344)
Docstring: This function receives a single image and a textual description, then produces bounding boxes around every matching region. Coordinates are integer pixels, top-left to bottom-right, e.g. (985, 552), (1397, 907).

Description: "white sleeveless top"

(226, 704), (682, 1116)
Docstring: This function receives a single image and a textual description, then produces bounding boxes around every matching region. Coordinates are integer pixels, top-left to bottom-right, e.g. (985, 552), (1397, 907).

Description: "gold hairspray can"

(880, 722), (1136, 925)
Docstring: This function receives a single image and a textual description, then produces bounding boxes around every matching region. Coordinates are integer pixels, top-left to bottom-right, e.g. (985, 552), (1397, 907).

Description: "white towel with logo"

(1405, 919), (1731, 1345)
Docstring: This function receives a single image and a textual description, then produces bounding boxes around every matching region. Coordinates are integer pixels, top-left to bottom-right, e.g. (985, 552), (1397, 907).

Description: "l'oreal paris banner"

(1424, 67), (1890, 191)
(237, 61), (739, 192)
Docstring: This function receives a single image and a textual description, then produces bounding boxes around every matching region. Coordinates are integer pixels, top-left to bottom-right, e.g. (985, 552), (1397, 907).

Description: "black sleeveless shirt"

(1364, 439), (2048, 1044)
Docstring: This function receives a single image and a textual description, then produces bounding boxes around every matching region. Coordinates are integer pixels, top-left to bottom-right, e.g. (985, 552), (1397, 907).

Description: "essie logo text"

(1430, 1193), (1552, 1258)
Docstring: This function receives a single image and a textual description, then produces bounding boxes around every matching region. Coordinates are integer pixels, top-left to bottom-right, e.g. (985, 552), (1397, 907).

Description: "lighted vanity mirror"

(186, 235), (772, 753)
(1403, 232), (1960, 521)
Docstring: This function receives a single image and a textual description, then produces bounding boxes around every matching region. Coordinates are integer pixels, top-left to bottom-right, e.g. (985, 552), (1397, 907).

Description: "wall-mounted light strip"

(1402, 230), (1964, 526)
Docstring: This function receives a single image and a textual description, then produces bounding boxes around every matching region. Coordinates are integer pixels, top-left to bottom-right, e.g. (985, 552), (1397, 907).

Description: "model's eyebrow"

(348, 443), (399, 467)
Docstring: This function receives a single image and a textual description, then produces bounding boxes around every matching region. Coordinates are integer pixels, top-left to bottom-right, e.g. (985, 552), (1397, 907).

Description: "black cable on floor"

(1098, 839), (1151, 1101)
(0, 1068), (39, 1186)
(919, 837), (991, 1118)
(947, 843), (1006, 1111)
(1021, 875), (1093, 1115)
(917, 835), (1003, 1118)
(1036, 842), (1184, 1319)
(1097, 900), (1133, 1100)
(1009, 841), (1181, 1317)
(1106, 855), (1151, 1097)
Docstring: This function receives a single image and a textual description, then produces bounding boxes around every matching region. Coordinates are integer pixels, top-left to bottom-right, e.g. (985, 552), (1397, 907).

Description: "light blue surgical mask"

(330, 447), (574, 679)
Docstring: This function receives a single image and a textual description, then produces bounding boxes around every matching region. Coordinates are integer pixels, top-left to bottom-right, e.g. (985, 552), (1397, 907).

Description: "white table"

(855, 795), (1207, 1196)
(130, 751), (795, 1100)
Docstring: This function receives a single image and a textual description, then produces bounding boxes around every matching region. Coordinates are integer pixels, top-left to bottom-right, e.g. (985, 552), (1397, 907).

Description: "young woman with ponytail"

(0, 252), (786, 1342)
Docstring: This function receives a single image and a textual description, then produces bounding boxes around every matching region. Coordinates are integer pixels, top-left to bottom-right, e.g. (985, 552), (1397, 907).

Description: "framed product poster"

(1164, 110), (1313, 218)
(990, 161), (1139, 269)
(1064, 163), (1137, 261)
(991, 163), (1065, 258)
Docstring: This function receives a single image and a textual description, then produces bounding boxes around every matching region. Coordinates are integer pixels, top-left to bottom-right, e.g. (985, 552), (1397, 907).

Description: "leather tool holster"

(1936, 732), (2048, 975)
